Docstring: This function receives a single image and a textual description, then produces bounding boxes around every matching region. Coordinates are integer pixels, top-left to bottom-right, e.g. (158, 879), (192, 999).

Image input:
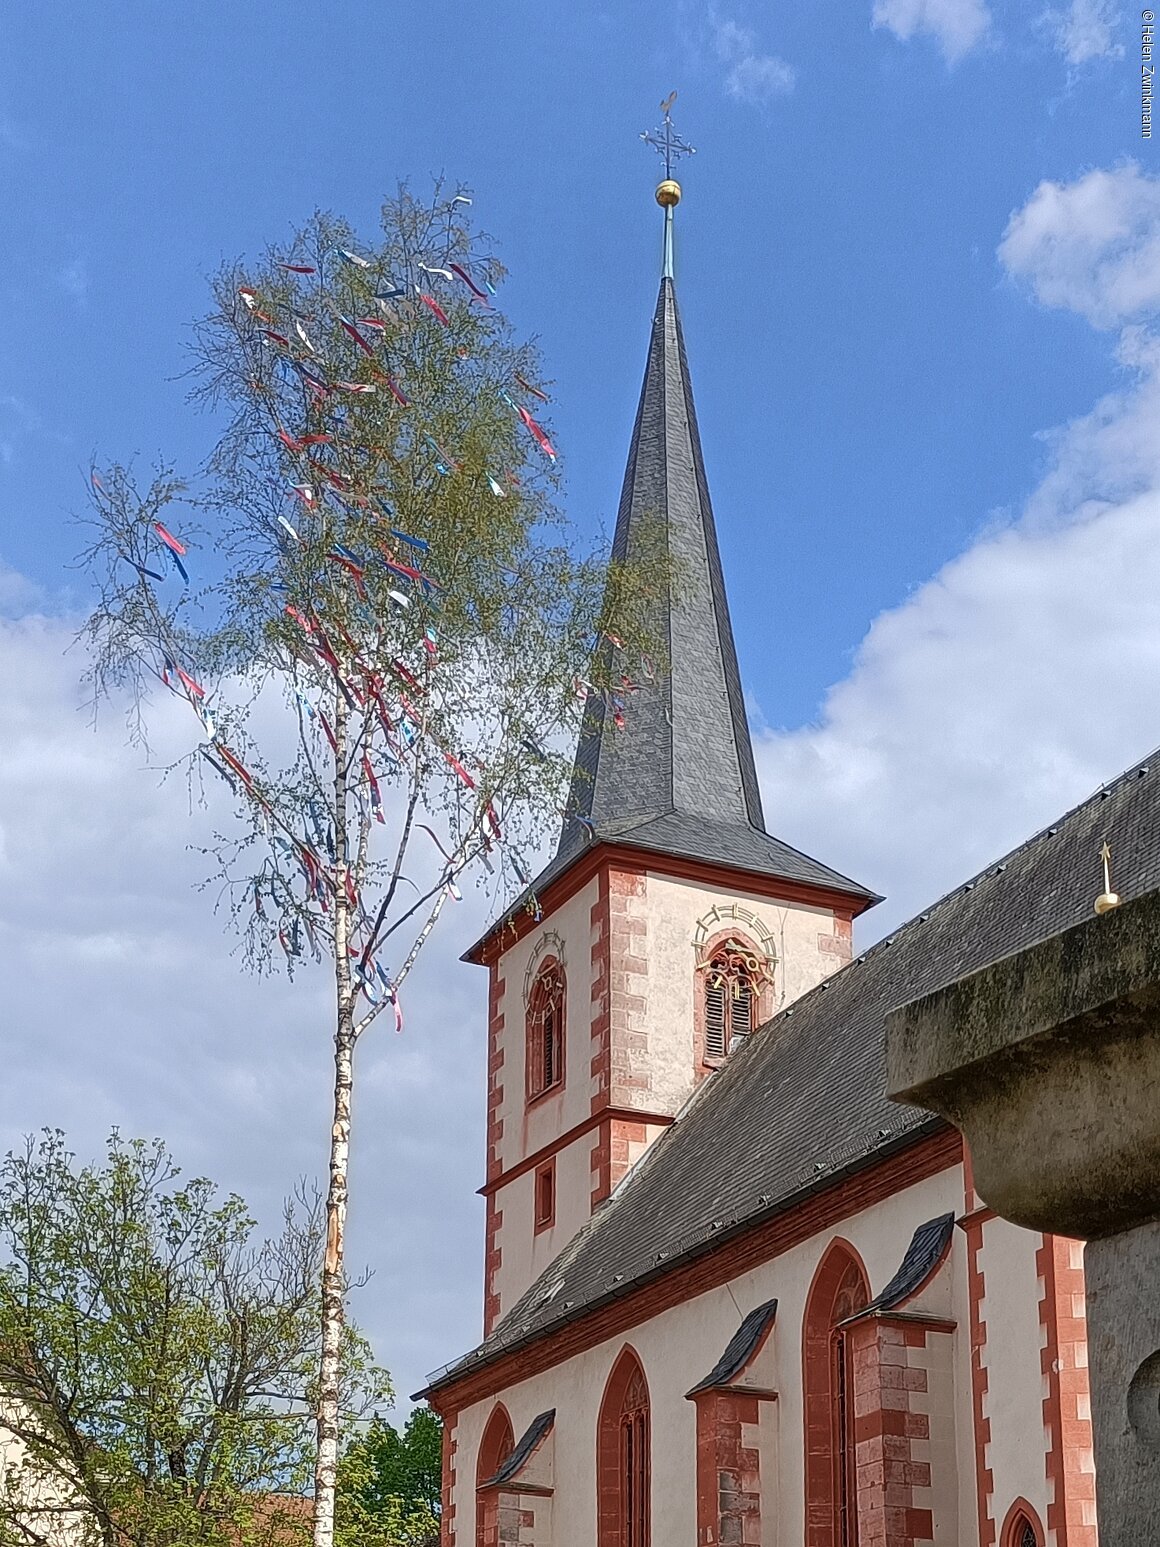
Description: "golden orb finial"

(656, 179), (682, 208)
(1095, 840), (1121, 915)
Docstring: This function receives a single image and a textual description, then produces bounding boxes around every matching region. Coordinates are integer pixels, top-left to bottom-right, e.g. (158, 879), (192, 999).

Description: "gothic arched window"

(1000, 1502), (1044, 1547)
(702, 937), (760, 1061)
(526, 958), (565, 1102)
(803, 1240), (870, 1547)
(597, 1347), (651, 1547)
(476, 1404), (514, 1547)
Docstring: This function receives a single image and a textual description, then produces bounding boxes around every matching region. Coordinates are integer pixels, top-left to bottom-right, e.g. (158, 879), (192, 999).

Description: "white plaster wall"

(493, 877), (599, 1175)
(638, 872), (840, 1116)
(0, 1407), (86, 1543)
(913, 1330), (960, 1542)
(453, 1164), (978, 1547)
(493, 1134), (598, 1319)
(758, 1398), (781, 1547)
(979, 1218), (1052, 1535)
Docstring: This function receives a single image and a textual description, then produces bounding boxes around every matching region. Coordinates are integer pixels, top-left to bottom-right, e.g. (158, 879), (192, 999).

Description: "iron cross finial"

(641, 92), (696, 181)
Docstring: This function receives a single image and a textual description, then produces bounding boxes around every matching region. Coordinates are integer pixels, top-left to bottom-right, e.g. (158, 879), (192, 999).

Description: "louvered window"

(526, 960), (565, 1100)
(702, 940), (759, 1062)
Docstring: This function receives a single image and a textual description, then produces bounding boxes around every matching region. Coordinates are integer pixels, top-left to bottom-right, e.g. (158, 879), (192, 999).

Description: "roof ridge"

(758, 743), (1160, 1034)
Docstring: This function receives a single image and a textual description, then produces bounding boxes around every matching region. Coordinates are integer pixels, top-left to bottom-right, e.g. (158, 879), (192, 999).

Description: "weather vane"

(641, 92), (696, 185)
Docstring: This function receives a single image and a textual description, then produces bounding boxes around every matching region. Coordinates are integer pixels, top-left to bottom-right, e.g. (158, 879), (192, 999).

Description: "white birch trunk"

(313, 687), (353, 1547)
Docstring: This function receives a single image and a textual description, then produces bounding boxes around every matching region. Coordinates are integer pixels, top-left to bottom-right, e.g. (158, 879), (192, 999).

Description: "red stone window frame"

(526, 957), (566, 1105)
(475, 1404), (514, 1547)
(802, 1239), (870, 1547)
(597, 1346), (651, 1547)
(999, 1501), (1045, 1547)
(533, 1156), (556, 1234)
(694, 929), (775, 1071)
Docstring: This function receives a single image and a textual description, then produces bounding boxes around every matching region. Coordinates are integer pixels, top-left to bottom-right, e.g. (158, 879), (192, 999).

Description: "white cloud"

(871, 0), (992, 61)
(755, 164), (1160, 940)
(0, 607), (494, 1406)
(710, 13), (797, 103)
(1046, 0), (1123, 64)
(0, 560), (43, 616)
(999, 165), (1160, 329)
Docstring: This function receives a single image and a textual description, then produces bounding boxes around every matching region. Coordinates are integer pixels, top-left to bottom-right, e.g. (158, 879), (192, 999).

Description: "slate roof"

(686, 1299), (779, 1396)
(482, 1410), (555, 1487)
(847, 1213), (956, 1321)
(425, 749), (1160, 1396)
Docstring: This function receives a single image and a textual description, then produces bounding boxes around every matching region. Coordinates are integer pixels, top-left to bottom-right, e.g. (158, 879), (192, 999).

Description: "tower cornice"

(464, 840), (879, 967)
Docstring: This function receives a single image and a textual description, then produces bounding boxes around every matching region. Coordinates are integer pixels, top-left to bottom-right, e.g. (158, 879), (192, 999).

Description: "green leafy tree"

(0, 1129), (386, 1547)
(78, 186), (666, 1547)
(334, 1409), (441, 1547)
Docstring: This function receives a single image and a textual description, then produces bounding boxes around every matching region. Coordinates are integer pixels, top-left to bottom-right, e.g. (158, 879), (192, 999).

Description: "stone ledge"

(885, 889), (1160, 1239)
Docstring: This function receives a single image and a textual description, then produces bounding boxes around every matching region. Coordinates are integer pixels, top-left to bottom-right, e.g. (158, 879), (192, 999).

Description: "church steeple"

(464, 121), (876, 1339)
(557, 121), (875, 907)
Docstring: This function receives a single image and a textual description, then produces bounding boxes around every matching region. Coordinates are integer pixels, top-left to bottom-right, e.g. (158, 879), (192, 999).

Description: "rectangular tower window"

(534, 1158), (556, 1232)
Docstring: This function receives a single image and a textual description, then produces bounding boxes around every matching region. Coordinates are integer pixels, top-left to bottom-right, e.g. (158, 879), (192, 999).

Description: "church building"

(418, 159), (1116, 1547)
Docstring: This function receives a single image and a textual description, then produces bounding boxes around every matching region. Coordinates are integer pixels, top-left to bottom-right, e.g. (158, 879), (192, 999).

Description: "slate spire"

(555, 199), (876, 905)
(559, 274), (764, 847)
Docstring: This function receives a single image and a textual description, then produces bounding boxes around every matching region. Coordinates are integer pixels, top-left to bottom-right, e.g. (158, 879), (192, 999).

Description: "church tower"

(465, 126), (878, 1335)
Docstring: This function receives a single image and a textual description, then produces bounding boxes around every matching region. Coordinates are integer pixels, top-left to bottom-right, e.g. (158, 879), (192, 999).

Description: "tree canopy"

(335, 1408), (441, 1547)
(0, 1130), (385, 1547)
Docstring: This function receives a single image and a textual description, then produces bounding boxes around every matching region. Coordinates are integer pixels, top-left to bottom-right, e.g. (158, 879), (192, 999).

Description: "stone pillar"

(884, 890), (1160, 1545)
(1084, 1220), (1160, 1543)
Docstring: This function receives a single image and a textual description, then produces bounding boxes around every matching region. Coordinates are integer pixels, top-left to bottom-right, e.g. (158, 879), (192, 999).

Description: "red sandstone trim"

(959, 1152), (994, 1547)
(483, 1203), (503, 1339)
(1037, 1235), (1096, 1547)
(604, 866), (649, 1119)
(467, 842), (876, 965)
(998, 1498), (1045, 1547)
(818, 913), (854, 963)
(482, 962), (507, 1336)
(849, 1314), (945, 1547)
(589, 864), (612, 1205)
(475, 1405), (513, 1547)
(441, 1410), (457, 1547)
(803, 1239), (871, 1547)
(689, 1302), (779, 1547)
(693, 1387), (762, 1547)
(597, 1346), (651, 1547)
(692, 925), (776, 1077)
(426, 1126), (962, 1413)
(477, 1106), (675, 1197)
(533, 1156), (556, 1234)
(525, 956), (566, 1108)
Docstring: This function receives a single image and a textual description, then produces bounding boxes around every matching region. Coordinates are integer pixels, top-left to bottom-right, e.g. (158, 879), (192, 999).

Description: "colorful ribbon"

(417, 292), (451, 327)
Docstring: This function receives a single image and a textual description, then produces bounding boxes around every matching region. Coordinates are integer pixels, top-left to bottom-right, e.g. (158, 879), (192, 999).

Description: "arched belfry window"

(526, 958), (565, 1101)
(597, 1347), (651, 1547)
(700, 936), (765, 1061)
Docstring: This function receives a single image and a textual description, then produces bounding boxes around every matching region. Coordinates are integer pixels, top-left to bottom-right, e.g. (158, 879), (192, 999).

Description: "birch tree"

(79, 187), (664, 1547)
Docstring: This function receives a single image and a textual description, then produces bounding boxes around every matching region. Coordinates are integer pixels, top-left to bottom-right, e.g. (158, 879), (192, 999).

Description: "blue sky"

(0, 0), (1134, 718)
(3, 0), (1158, 1409)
